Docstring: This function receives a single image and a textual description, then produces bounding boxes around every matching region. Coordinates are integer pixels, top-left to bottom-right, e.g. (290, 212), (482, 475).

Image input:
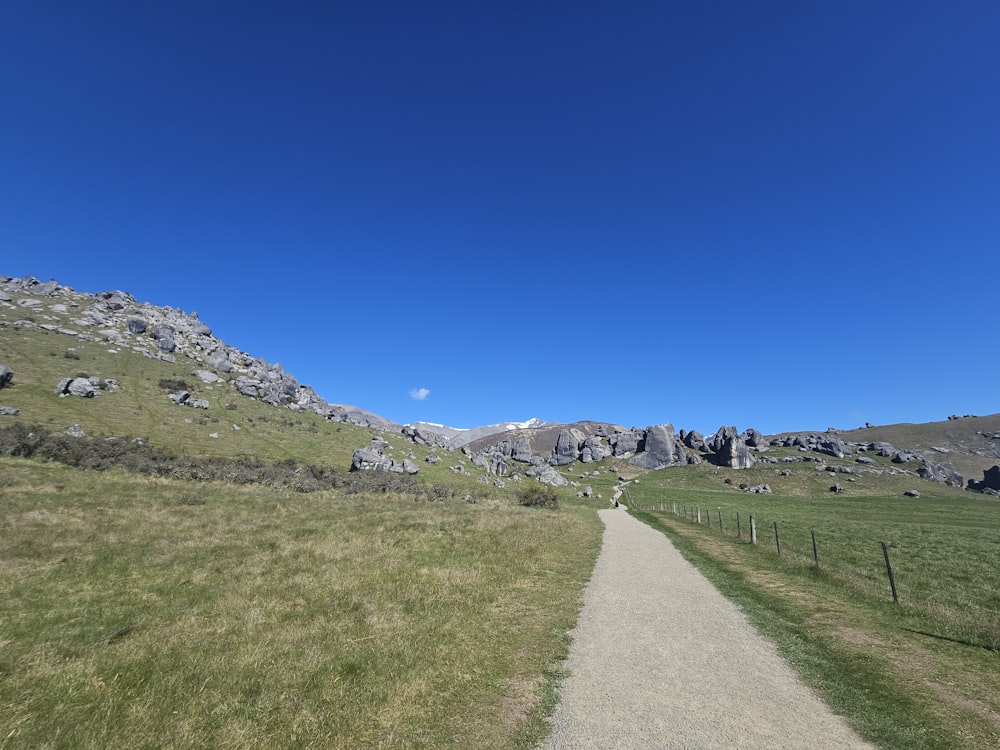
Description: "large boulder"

(533, 466), (569, 487)
(630, 424), (678, 470)
(816, 438), (850, 459)
(682, 429), (708, 452)
(551, 428), (585, 466)
(742, 428), (766, 448)
(611, 431), (641, 457)
(709, 426), (755, 469)
(126, 316), (147, 334)
(580, 435), (612, 463)
(67, 377), (98, 398)
(968, 465), (1000, 494)
(511, 436), (533, 463)
(204, 349), (234, 373)
(152, 324), (176, 353)
(0, 364), (12, 388)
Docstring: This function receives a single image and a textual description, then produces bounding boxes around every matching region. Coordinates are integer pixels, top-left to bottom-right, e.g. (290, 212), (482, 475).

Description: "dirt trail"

(540, 507), (875, 749)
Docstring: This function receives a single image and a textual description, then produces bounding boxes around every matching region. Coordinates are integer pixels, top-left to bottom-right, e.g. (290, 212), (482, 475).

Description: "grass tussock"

(0, 457), (603, 749)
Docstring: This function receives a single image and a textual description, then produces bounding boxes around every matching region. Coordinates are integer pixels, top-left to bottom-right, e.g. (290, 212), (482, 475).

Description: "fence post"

(737, 512), (741, 539)
(774, 521), (781, 556)
(697, 507), (702, 524)
(749, 515), (757, 544)
(811, 530), (819, 568)
(717, 509), (723, 532)
(881, 541), (899, 603)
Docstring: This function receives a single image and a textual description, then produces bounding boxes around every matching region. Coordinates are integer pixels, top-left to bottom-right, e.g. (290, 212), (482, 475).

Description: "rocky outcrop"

(709, 426), (755, 469)
(551, 428), (586, 466)
(611, 431), (641, 457)
(1, 276), (395, 431)
(917, 460), (963, 488)
(350, 437), (419, 475)
(681, 429), (708, 452)
(526, 465), (569, 487)
(968, 465), (1000, 494)
(629, 424), (683, 470)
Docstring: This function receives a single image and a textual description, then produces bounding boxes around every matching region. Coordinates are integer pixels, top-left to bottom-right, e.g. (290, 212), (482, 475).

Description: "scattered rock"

(0, 406), (18, 416)
(903, 490), (920, 498)
(66, 424), (85, 437)
(0, 364), (13, 388)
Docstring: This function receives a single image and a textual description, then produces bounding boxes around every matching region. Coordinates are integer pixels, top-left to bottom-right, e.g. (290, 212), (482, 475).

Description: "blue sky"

(2, 1), (998, 435)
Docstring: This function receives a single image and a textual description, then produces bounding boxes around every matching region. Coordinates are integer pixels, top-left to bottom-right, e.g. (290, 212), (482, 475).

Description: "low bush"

(0, 423), (459, 499)
(519, 483), (559, 508)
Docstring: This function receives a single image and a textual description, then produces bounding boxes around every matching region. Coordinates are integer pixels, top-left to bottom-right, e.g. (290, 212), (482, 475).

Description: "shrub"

(519, 483), (559, 509)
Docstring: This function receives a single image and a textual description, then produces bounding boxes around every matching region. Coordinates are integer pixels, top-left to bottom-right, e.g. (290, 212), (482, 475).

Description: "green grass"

(0, 458), (603, 749)
(625, 459), (1000, 750)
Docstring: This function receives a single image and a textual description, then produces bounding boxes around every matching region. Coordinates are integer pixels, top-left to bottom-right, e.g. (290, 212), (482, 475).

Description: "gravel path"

(540, 507), (876, 749)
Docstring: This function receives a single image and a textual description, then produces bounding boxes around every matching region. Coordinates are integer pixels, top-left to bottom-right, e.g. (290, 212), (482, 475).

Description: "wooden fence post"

(774, 521), (781, 556)
(737, 512), (741, 539)
(749, 515), (757, 544)
(881, 541), (899, 603)
(811, 530), (819, 568)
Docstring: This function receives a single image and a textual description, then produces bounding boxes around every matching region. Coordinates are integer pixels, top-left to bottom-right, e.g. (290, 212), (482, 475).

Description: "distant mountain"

(410, 418), (550, 447)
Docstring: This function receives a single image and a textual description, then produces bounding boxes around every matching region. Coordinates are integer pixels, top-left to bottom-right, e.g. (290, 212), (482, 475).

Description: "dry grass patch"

(0, 457), (602, 749)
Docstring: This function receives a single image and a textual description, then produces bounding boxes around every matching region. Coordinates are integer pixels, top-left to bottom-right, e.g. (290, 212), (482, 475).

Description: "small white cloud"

(409, 387), (430, 401)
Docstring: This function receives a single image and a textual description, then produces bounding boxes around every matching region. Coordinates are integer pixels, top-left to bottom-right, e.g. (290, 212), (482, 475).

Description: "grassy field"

(625, 457), (1000, 750)
(5, 309), (1000, 748)
(0, 458), (603, 749)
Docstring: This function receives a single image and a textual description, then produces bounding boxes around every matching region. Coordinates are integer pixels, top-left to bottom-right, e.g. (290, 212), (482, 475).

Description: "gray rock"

(903, 490), (921, 498)
(630, 424), (678, 470)
(816, 438), (850, 459)
(192, 369), (220, 384)
(0, 406), (19, 416)
(153, 324), (176, 352)
(612, 431), (641, 457)
(402, 458), (420, 475)
(126, 316), (147, 334)
(170, 391), (191, 404)
(969, 465), (1000, 493)
(351, 447), (392, 472)
(66, 424), (85, 437)
(917, 460), (963, 487)
(535, 466), (569, 487)
(856, 456), (877, 465)
(67, 378), (97, 397)
(204, 349), (234, 373)
(551, 428), (585, 466)
(745, 484), (772, 494)
(824, 465), (855, 475)
(742, 428), (766, 448)
(682, 429), (708, 452)
(709, 426), (755, 469)
(830, 483), (844, 493)
(426, 455), (441, 464)
(0, 364), (12, 387)
(511, 436), (533, 463)
(581, 435), (612, 463)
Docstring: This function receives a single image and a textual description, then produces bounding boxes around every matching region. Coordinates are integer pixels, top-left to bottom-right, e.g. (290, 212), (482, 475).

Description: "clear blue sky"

(3, 1), (998, 435)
